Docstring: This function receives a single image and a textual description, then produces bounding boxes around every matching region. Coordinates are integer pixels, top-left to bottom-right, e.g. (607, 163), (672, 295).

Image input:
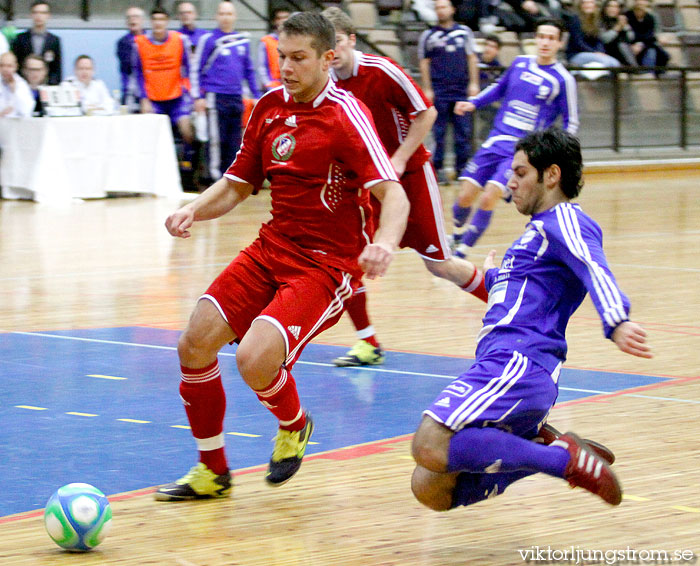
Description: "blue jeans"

(569, 51), (621, 69)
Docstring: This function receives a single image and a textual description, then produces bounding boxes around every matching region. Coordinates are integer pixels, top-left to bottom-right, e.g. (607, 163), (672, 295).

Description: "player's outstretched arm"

(612, 321), (653, 359)
(165, 177), (254, 238)
(359, 180), (409, 279)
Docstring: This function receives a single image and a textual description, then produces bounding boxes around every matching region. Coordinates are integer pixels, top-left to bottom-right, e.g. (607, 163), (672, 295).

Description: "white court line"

(625, 393), (700, 405)
(9, 332), (685, 403)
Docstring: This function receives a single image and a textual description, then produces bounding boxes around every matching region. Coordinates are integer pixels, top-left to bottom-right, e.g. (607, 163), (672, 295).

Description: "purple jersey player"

(451, 19), (579, 259)
(191, 1), (260, 180)
(411, 127), (651, 513)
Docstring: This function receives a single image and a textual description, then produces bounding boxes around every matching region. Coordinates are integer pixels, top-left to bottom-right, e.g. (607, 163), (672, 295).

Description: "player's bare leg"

(411, 466), (458, 511)
(177, 114), (195, 146)
(155, 299), (236, 501)
(454, 182), (501, 258)
(237, 319), (314, 486)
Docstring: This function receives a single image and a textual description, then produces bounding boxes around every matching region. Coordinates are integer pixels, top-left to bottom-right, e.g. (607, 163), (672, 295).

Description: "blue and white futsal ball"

(44, 483), (112, 551)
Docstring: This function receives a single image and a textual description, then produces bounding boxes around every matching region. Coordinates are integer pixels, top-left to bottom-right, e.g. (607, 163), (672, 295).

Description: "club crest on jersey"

(272, 133), (296, 161)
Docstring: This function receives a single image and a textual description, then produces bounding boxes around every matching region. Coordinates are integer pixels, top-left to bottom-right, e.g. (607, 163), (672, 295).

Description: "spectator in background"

(21, 53), (47, 116)
(257, 7), (290, 92)
(625, 0), (669, 75)
(65, 55), (115, 115)
(133, 8), (195, 163)
(499, 0), (564, 32)
(12, 1), (62, 85)
(419, 0), (479, 184)
(0, 51), (34, 117)
(412, 0), (438, 24)
(600, 0), (638, 66)
(1, 18), (18, 48)
(475, 34), (502, 144)
(453, 0), (489, 31)
(177, 1), (208, 54)
(116, 6), (145, 110)
(563, 0), (622, 71)
(0, 27), (8, 56)
(192, 1), (260, 180)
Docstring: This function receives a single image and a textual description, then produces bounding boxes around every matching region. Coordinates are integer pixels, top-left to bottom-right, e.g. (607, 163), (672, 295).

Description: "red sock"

(180, 360), (229, 475)
(345, 287), (379, 347)
(461, 269), (489, 303)
(254, 368), (306, 431)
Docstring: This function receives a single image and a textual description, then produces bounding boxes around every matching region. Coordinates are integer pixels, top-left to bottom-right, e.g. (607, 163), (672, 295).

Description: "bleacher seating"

(682, 33), (700, 65)
(655, 0), (680, 31)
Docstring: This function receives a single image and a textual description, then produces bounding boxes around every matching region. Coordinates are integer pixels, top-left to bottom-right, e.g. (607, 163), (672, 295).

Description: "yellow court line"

(171, 425), (191, 429)
(622, 494), (650, 502)
(226, 432), (262, 438)
(117, 418), (151, 424)
(65, 412), (98, 417)
(671, 505), (700, 513)
(87, 374), (127, 380)
(15, 405), (48, 411)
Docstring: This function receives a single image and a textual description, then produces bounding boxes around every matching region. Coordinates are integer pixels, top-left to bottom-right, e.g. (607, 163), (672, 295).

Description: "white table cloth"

(0, 114), (184, 203)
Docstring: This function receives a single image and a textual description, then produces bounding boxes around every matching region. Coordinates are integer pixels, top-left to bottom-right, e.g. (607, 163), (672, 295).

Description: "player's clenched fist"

(358, 242), (394, 280)
(165, 206), (195, 238)
(454, 101), (476, 115)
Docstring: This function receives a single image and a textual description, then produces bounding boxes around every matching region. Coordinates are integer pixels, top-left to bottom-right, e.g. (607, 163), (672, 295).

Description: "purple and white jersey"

(418, 24), (477, 99)
(191, 30), (260, 98)
(471, 55), (579, 157)
(478, 202), (630, 375)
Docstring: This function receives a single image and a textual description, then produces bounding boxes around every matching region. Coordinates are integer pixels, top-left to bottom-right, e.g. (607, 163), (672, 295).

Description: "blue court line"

(0, 327), (668, 517)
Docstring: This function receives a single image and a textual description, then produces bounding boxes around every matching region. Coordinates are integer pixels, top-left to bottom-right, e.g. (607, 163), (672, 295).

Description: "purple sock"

(461, 209), (493, 247)
(447, 427), (570, 478)
(452, 204), (471, 228)
(452, 470), (534, 508)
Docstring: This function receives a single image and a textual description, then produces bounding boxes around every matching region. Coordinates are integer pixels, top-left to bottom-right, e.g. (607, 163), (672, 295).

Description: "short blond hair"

(321, 6), (356, 36)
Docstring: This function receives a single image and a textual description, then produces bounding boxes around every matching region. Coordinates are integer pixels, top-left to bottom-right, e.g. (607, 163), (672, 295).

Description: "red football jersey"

(225, 79), (398, 278)
(331, 51), (433, 173)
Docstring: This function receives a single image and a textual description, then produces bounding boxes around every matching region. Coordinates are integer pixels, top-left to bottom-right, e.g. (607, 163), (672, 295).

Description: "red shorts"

(202, 236), (357, 368)
(373, 161), (451, 261)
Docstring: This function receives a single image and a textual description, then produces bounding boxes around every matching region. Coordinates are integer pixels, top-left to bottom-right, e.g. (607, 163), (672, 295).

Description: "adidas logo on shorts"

(435, 397), (451, 407)
(287, 325), (301, 339)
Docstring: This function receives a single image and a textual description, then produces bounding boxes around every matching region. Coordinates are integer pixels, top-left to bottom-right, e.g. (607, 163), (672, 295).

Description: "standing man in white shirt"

(0, 51), (34, 117)
(65, 55), (115, 115)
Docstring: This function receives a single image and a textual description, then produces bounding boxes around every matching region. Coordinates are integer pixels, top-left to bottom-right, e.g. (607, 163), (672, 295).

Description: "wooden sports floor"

(1, 166), (699, 565)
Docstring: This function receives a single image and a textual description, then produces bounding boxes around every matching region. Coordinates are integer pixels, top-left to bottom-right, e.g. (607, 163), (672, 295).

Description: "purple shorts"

(423, 350), (559, 437)
(458, 146), (514, 200)
(151, 94), (192, 125)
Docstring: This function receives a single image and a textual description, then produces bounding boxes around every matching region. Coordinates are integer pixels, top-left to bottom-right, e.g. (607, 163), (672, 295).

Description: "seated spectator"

(475, 34), (502, 143)
(600, 0), (638, 66)
(625, 0), (669, 75)
(563, 0), (622, 71)
(0, 51), (35, 118)
(453, 0), (489, 31)
(499, 0), (563, 32)
(64, 55), (115, 115)
(412, 0), (437, 25)
(21, 53), (47, 116)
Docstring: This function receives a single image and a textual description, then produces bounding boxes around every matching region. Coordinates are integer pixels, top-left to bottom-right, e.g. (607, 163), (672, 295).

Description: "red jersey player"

(157, 12), (409, 501)
(323, 7), (488, 368)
